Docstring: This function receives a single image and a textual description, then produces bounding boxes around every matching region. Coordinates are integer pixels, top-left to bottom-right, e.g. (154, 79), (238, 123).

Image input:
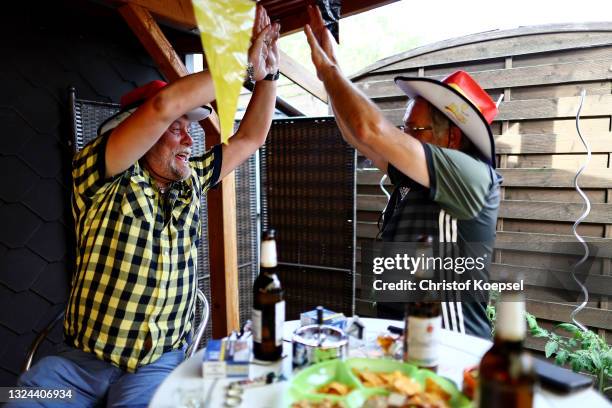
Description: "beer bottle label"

(252, 308), (262, 343)
(407, 315), (441, 366)
(275, 301), (285, 346)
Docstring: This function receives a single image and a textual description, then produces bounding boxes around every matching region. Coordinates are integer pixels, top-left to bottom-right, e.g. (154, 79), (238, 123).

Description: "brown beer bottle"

(403, 302), (442, 372)
(477, 291), (535, 408)
(252, 229), (285, 361)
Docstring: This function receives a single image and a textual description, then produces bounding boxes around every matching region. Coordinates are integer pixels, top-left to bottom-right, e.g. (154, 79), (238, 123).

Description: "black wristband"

(263, 70), (280, 81)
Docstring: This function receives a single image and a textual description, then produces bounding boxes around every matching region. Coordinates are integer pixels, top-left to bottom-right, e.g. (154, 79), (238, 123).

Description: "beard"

(168, 157), (191, 181)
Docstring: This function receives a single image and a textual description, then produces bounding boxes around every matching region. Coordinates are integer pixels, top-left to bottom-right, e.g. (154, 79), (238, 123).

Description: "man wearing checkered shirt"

(10, 6), (279, 408)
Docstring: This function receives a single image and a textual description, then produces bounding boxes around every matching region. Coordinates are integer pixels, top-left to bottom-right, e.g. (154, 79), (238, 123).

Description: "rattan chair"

(22, 87), (211, 372)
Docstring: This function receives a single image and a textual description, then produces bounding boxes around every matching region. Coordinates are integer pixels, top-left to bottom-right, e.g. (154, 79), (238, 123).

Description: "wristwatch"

(263, 70), (280, 81)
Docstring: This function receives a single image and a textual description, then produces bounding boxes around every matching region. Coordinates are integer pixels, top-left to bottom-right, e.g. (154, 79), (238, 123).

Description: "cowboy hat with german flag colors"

(394, 71), (498, 167)
(97, 80), (212, 136)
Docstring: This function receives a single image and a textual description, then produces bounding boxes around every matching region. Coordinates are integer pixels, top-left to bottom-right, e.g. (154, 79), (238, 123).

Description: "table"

(150, 318), (610, 408)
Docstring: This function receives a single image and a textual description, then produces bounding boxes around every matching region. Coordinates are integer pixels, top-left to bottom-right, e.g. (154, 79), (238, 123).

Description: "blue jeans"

(7, 344), (185, 407)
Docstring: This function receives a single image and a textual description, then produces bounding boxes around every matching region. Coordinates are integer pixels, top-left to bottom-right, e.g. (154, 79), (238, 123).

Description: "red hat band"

(97, 80), (212, 136)
(442, 71), (497, 124)
(120, 80), (167, 109)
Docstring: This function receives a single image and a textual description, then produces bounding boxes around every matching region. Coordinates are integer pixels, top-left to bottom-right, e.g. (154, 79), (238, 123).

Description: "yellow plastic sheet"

(192, 0), (255, 144)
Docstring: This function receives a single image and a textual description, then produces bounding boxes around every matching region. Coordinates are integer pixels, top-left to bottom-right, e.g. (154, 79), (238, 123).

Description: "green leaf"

(555, 349), (569, 365)
(545, 341), (559, 358)
(525, 313), (538, 330)
(591, 351), (603, 370)
(531, 327), (549, 338)
(571, 359), (583, 372)
(576, 351), (595, 374)
(556, 323), (580, 334)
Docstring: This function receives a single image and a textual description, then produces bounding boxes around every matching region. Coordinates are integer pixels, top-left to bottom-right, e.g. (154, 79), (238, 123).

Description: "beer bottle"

(253, 229), (285, 361)
(477, 291), (535, 408)
(403, 302), (441, 371)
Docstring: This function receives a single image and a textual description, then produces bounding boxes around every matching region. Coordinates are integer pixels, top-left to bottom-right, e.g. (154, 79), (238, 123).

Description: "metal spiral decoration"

(380, 174), (391, 200)
(569, 89), (592, 332)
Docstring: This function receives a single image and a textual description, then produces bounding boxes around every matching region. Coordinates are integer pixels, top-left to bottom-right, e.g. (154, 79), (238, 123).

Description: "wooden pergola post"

(119, 2), (240, 338)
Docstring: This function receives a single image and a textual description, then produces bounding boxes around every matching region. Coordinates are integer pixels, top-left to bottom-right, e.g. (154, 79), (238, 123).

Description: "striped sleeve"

(72, 134), (112, 198)
(190, 144), (222, 193)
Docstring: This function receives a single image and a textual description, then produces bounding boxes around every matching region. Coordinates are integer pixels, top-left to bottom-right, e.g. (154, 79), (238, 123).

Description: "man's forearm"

(155, 70), (216, 122)
(321, 65), (392, 166)
(321, 65), (389, 144)
(238, 79), (277, 143)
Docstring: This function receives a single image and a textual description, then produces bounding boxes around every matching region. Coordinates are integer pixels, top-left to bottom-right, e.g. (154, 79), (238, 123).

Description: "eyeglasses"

(400, 125), (433, 133)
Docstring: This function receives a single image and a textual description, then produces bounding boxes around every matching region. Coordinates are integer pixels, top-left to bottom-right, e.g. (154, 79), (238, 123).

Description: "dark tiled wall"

(0, 1), (163, 386)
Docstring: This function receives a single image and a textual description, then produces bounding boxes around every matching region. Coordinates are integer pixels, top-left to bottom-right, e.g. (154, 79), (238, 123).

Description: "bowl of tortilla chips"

(288, 358), (471, 408)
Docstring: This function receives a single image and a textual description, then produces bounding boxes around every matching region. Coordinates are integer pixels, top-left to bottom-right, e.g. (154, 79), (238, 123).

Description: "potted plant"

(487, 300), (611, 394)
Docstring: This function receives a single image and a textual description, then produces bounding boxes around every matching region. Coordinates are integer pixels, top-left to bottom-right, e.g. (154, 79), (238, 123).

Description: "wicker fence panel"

(261, 117), (356, 319)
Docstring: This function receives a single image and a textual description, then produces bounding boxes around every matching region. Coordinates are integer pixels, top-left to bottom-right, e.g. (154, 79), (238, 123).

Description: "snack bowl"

(288, 358), (472, 408)
(288, 359), (373, 407)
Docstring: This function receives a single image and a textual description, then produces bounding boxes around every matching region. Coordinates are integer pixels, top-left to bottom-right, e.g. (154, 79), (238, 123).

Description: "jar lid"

(292, 324), (348, 348)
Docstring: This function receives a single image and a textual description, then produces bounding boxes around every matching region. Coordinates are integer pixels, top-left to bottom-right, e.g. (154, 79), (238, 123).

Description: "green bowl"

(287, 358), (472, 408)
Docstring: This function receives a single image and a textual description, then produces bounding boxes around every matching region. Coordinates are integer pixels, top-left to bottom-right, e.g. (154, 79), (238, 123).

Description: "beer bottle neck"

(261, 240), (277, 268)
(260, 266), (277, 276)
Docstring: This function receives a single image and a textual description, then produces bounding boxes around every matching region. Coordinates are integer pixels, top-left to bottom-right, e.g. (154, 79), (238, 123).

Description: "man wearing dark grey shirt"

(304, 6), (502, 338)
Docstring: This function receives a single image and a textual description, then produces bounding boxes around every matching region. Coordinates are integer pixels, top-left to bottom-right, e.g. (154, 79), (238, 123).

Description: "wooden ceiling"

(98, 0), (399, 103)
(103, 0), (399, 36)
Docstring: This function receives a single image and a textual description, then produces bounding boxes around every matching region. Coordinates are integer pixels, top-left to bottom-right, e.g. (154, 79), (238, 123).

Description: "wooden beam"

(118, 0), (197, 30)
(118, 3), (189, 80)
(116, 0), (401, 37)
(277, 0), (400, 36)
(119, 2), (239, 337)
(118, 2), (221, 135)
(279, 49), (328, 103)
(205, 169), (241, 337)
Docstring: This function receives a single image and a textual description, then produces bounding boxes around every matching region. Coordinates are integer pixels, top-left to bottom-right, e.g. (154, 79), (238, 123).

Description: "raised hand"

(248, 5), (280, 81)
(304, 5), (339, 80)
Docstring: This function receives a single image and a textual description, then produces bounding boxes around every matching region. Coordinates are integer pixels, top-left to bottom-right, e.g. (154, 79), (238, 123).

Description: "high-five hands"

(248, 5), (281, 81)
(304, 5), (339, 81)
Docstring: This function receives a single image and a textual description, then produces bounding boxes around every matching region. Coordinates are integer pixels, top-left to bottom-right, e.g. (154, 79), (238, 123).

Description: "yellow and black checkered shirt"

(64, 134), (221, 372)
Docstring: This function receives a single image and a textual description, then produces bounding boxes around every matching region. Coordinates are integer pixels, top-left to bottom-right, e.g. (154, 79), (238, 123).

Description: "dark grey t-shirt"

(378, 143), (502, 339)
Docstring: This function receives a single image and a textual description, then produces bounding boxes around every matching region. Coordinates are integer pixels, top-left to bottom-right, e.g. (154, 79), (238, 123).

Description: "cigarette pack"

(202, 339), (250, 378)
